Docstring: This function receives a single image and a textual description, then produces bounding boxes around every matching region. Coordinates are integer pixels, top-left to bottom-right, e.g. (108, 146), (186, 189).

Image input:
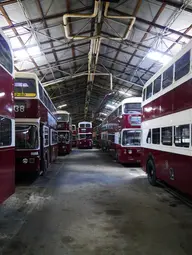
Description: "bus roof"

(143, 39), (192, 90)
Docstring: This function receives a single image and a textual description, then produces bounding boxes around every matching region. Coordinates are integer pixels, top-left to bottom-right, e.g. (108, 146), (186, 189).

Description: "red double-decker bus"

(14, 72), (58, 176)
(72, 124), (77, 147)
(56, 110), (72, 154)
(142, 40), (192, 196)
(77, 121), (93, 149)
(101, 98), (142, 164)
(0, 30), (15, 203)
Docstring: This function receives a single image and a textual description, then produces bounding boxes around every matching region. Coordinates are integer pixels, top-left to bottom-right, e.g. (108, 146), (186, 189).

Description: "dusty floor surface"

(0, 149), (192, 255)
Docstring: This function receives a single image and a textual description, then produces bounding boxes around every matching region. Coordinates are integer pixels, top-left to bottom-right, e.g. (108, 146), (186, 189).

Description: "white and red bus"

(72, 124), (77, 147)
(142, 40), (192, 196)
(14, 72), (58, 175)
(101, 98), (142, 164)
(56, 110), (72, 154)
(77, 121), (93, 149)
(0, 30), (15, 203)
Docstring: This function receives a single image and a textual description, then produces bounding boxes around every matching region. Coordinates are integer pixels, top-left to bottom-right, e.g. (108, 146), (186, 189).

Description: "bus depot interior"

(0, 0), (192, 254)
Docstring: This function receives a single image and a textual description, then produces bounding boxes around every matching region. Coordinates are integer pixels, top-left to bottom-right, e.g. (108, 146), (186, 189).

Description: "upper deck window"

(162, 65), (173, 89)
(123, 103), (141, 114)
(175, 51), (190, 81)
(142, 89), (146, 101)
(146, 84), (152, 99)
(153, 76), (161, 95)
(14, 78), (36, 97)
(56, 114), (69, 122)
(0, 34), (12, 74)
(119, 105), (122, 116)
(86, 124), (91, 128)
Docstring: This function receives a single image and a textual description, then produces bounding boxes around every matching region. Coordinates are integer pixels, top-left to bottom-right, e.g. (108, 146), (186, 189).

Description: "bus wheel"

(147, 159), (157, 186)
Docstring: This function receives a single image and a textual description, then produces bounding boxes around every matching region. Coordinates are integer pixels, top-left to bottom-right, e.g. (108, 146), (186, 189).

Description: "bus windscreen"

(14, 78), (36, 97)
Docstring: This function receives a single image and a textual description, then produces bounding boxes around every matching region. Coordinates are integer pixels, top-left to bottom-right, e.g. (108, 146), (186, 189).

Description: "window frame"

(51, 129), (58, 145)
(162, 65), (173, 89)
(0, 116), (12, 147)
(161, 126), (173, 146)
(152, 128), (160, 145)
(43, 126), (49, 147)
(175, 51), (190, 81)
(174, 124), (190, 148)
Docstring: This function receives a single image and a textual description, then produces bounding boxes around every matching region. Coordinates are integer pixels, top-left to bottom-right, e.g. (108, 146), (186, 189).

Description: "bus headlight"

(128, 150), (132, 154)
(23, 158), (28, 164)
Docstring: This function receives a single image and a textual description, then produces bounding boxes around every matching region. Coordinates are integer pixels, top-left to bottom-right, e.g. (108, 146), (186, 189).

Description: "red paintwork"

(0, 148), (15, 203)
(50, 144), (58, 163)
(15, 98), (57, 173)
(78, 127), (92, 133)
(143, 79), (192, 122)
(15, 150), (40, 173)
(116, 146), (141, 164)
(77, 139), (92, 149)
(15, 99), (57, 129)
(0, 63), (15, 203)
(58, 143), (71, 155)
(101, 111), (141, 164)
(142, 148), (192, 196)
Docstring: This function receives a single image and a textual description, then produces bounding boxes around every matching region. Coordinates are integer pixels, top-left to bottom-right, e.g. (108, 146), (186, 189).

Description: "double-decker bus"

(93, 124), (101, 148)
(77, 121), (93, 149)
(142, 40), (192, 196)
(0, 30), (15, 203)
(72, 124), (77, 147)
(101, 98), (142, 164)
(56, 110), (72, 154)
(14, 72), (58, 175)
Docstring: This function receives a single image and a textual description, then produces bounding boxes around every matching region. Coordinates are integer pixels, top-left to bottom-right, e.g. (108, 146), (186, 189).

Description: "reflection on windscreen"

(79, 123), (91, 128)
(79, 134), (92, 139)
(123, 103), (141, 114)
(56, 114), (69, 122)
(14, 78), (36, 97)
(58, 132), (69, 142)
(16, 125), (38, 149)
(122, 130), (141, 146)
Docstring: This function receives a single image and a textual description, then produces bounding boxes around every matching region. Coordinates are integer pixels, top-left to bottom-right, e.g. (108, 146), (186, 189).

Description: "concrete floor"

(0, 149), (192, 255)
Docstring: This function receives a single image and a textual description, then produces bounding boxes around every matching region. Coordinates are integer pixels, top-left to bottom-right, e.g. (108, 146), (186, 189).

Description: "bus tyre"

(147, 159), (157, 186)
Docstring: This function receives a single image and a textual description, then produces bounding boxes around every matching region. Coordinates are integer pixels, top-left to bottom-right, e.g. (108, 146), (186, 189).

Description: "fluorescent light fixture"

(106, 104), (116, 110)
(119, 90), (132, 96)
(147, 51), (172, 65)
(57, 104), (67, 109)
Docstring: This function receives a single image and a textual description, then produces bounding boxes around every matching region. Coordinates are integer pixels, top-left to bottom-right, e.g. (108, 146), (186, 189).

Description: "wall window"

(51, 130), (58, 145)
(161, 126), (172, 146)
(44, 126), (49, 147)
(175, 51), (190, 81)
(174, 124), (190, 148)
(162, 65), (173, 89)
(0, 117), (12, 147)
(0, 34), (13, 74)
(146, 129), (151, 144)
(152, 128), (160, 144)
(146, 84), (152, 99)
(153, 76), (161, 95)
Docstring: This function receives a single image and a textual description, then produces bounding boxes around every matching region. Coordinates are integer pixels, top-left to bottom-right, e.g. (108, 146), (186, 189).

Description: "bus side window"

(146, 84), (152, 100)
(142, 89), (146, 101)
(153, 76), (161, 95)
(175, 51), (190, 81)
(162, 65), (173, 89)
(174, 124), (189, 148)
(152, 128), (160, 144)
(0, 117), (12, 147)
(119, 106), (122, 116)
(146, 129), (151, 144)
(161, 126), (172, 146)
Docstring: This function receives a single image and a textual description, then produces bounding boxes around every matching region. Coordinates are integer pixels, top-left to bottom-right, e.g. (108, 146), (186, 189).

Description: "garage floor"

(0, 149), (192, 255)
